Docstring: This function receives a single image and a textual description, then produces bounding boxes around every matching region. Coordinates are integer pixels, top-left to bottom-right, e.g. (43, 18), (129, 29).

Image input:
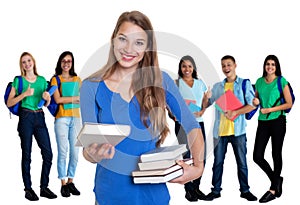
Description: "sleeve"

(12, 76), (20, 93)
(162, 72), (200, 134)
(280, 76), (288, 90)
(80, 79), (100, 124)
(50, 76), (58, 87)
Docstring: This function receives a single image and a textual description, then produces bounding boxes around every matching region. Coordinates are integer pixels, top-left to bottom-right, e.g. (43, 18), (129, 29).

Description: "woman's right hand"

(83, 143), (115, 163)
(24, 84), (34, 97)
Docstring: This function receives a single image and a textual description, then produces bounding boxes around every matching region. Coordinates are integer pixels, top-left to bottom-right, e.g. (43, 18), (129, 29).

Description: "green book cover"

(62, 82), (80, 110)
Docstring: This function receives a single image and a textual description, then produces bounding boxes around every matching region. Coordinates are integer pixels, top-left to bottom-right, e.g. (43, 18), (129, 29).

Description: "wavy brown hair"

(88, 11), (169, 146)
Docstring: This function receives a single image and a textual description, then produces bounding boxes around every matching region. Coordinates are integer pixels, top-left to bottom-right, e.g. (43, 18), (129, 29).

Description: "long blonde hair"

(88, 11), (169, 146)
(19, 52), (39, 76)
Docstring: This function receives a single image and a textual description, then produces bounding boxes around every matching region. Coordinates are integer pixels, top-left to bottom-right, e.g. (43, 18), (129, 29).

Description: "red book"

(215, 90), (243, 121)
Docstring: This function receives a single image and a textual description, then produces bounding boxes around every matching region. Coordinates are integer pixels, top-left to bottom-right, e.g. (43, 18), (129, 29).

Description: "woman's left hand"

(169, 159), (204, 184)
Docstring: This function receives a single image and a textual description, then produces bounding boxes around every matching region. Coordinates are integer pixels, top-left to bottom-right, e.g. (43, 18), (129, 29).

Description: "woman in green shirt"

(6, 52), (57, 201)
(252, 55), (293, 203)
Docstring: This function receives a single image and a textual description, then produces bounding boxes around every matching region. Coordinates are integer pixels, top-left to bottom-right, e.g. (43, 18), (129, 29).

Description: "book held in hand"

(62, 81), (80, 109)
(132, 158), (193, 184)
(75, 123), (130, 147)
(215, 89), (243, 121)
(140, 144), (187, 163)
(138, 155), (183, 171)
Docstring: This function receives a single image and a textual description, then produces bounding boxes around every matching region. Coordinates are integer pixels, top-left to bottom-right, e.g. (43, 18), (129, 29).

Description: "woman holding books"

(50, 51), (82, 198)
(6, 52), (57, 201)
(80, 11), (205, 205)
(174, 55), (207, 201)
(252, 55), (293, 203)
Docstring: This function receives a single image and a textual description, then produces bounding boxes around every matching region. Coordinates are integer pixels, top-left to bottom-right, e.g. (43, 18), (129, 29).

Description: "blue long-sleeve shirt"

(80, 71), (200, 205)
(208, 76), (255, 138)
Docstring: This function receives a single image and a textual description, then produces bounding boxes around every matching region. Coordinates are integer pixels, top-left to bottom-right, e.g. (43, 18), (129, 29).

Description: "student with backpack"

(202, 55), (257, 201)
(6, 52), (57, 201)
(50, 51), (82, 198)
(252, 55), (293, 203)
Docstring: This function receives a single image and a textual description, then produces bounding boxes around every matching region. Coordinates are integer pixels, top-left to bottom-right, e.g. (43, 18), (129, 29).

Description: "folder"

(62, 81), (80, 109)
(215, 90), (243, 121)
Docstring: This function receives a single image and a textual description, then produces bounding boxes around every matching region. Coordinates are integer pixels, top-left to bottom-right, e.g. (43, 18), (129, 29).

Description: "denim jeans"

(17, 109), (53, 190)
(54, 117), (81, 179)
(211, 134), (250, 194)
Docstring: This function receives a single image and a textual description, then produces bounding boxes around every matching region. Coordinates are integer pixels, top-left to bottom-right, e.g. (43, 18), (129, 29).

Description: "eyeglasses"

(61, 60), (72, 64)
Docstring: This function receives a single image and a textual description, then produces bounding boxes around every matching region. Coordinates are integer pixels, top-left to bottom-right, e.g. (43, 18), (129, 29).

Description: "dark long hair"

(262, 54), (282, 77)
(55, 51), (77, 76)
(178, 55), (198, 79)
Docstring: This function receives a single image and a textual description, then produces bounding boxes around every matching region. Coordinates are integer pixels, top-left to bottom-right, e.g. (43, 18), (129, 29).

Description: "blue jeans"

(17, 109), (53, 190)
(211, 134), (250, 194)
(54, 117), (81, 179)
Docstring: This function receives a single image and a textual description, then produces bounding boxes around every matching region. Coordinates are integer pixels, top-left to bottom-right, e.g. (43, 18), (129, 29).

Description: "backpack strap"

(16, 76), (23, 95)
(241, 79), (251, 105)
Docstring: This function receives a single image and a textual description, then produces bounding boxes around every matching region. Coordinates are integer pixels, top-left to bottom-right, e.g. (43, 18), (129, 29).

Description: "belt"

(22, 108), (43, 113)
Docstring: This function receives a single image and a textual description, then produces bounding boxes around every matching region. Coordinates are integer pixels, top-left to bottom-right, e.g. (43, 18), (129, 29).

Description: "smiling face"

(21, 54), (34, 74)
(264, 59), (276, 76)
(113, 21), (148, 71)
(180, 60), (194, 79)
(221, 58), (236, 80)
(61, 54), (73, 73)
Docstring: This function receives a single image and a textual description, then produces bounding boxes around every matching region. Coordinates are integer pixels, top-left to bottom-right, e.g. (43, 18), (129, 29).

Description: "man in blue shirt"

(202, 55), (257, 201)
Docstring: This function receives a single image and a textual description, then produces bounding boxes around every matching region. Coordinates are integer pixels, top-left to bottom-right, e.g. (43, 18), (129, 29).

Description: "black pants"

(175, 121), (206, 191)
(253, 115), (286, 190)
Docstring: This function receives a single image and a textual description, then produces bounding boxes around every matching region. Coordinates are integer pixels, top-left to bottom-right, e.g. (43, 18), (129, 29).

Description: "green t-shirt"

(12, 76), (48, 111)
(255, 76), (288, 121)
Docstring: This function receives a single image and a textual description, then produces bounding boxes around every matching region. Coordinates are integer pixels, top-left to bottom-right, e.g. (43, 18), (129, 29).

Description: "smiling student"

(202, 55), (257, 201)
(79, 11), (205, 205)
(6, 52), (57, 201)
(252, 55), (293, 203)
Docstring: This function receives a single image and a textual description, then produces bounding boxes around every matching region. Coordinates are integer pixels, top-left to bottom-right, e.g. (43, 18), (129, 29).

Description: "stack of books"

(132, 144), (193, 184)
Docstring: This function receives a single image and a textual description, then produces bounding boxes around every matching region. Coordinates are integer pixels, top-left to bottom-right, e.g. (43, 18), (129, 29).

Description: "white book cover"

(132, 158), (193, 177)
(138, 155), (183, 171)
(75, 123), (130, 147)
(133, 168), (183, 184)
(140, 144), (187, 163)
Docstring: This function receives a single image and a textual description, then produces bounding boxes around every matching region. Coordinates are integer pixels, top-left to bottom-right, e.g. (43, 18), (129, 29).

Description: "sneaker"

(240, 191), (257, 201)
(67, 182), (80, 195)
(25, 189), (39, 201)
(203, 191), (221, 201)
(40, 187), (57, 199)
(185, 189), (198, 202)
(61, 184), (70, 197)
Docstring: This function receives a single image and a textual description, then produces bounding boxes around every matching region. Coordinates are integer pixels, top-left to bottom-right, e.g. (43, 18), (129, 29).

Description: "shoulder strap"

(277, 76), (283, 94)
(53, 75), (61, 88)
(16, 76), (23, 95)
(241, 79), (248, 104)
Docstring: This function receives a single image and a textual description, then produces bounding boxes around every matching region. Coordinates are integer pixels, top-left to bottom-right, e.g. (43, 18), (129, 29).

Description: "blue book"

(188, 103), (201, 113)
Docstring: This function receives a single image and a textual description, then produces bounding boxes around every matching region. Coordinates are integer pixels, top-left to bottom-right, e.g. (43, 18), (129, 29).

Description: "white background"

(0, 0), (298, 204)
